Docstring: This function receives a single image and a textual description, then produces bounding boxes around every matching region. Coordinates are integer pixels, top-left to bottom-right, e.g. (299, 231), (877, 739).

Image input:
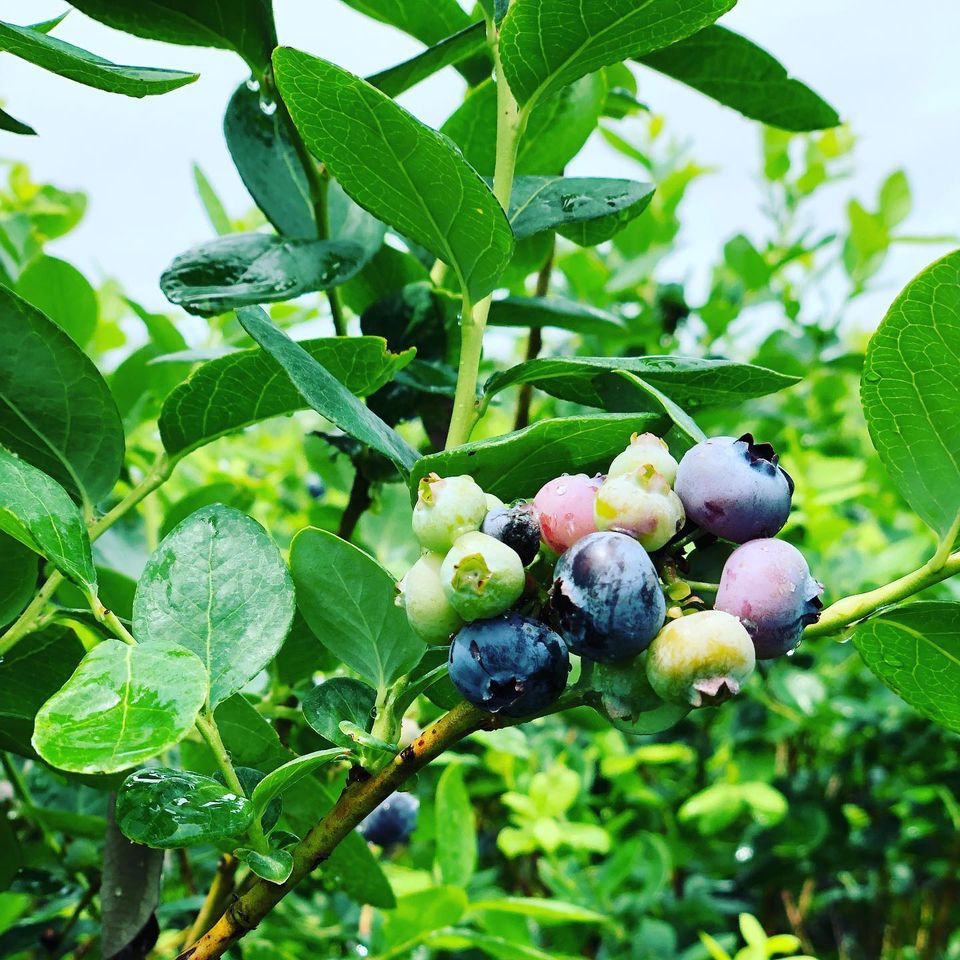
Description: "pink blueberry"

(534, 474), (603, 554)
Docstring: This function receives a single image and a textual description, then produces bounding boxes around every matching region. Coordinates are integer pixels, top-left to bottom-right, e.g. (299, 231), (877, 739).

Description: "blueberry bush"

(1, 3), (959, 959)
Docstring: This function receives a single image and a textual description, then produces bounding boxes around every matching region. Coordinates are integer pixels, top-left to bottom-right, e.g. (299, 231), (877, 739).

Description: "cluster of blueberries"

(399, 432), (824, 719)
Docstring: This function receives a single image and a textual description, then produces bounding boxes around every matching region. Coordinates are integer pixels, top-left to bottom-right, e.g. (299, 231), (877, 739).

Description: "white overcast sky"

(1, 0), (958, 333)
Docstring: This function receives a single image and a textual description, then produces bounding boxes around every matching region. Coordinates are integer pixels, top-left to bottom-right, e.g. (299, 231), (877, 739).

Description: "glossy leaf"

(0, 18), (198, 96)
(237, 306), (420, 477)
(234, 846), (294, 883)
(485, 356), (799, 410)
(0, 450), (96, 590)
(639, 26), (840, 132)
(116, 767), (253, 850)
(488, 296), (624, 336)
(441, 73), (607, 176)
(302, 677), (377, 749)
(0, 532), (36, 628)
(274, 48), (513, 301)
(369, 22), (487, 97)
(508, 177), (655, 245)
(435, 764), (477, 886)
(0, 106), (35, 136)
(159, 334), (412, 457)
(159, 233), (368, 316)
(68, 0), (277, 73)
(133, 504), (295, 707)
(499, 0), (735, 107)
(16, 255), (98, 347)
(32, 638), (207, 774)
(602, 371), (708, 445)
(116, 768), (254, 848)
(468, 898), (608, 924)
(853, 602), (960, 734)
(289, 527), (426, 690)
(0, 626), (85, 756)
(409, 413), (666, 502)
(383, 886), (468, 947)
(250, 749), (346, 819)
(862, 250), (960, 542)
(0, 285), (125, 504)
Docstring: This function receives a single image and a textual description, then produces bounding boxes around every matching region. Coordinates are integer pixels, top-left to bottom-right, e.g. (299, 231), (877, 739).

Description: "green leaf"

(638, 26), (839, 131)
(133, 504), (295, 708)
(234, 846), (294, 883)
(302, 677), (377, 749)
(67, 0), (276, 73)
(159, 233), (368, 316)
(441, 73), (606, 176)
(468, 897), (608, 924)
(0, 626), (85, 756)
(508, 177), (655, 245)
(602, 371), (707, 445)
(0, 105), (35, 136)
(488, 296), (624, 336)
(485, 356), (798, 410)
(192, 164), (232, 236)
(341, 0), (489, 84)
(274, 48), (513, 301)
(237, 306), (420, 478)
(224, 82), (315, 238)
(0, 285), (125, 505)
(425, 931), (582, 960)
(16, 256), (98, 347)
(0, 532), (36, 628)
(250, 749), (347, 820)
(289, 527), (426, 690)
(0, 812), (22, 891)
(382, 886), (469, 947)
(369, 22), (487, 97)
(861, 250), (960, 542)
(410, 413), (666, 503)
(879, 170), (911, 230)
(0, 18), (197, 96)
(499, 0), (735, 107)
(32, 638), (207, 774)
(853, 602), (960, 734)
(435, 764), (477, 887)
(116, 768), (254, 848)
(0, 450), (96, 590)
(158, 334), (412, 458)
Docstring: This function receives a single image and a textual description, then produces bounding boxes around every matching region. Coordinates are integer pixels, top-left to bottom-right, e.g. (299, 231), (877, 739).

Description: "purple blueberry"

(674, 434), (793, 542)
(550, 531), (666, 664)
(714, 538), (824, 658)
(359, 792), (420, 846)
(481, 503), (542, 566)
(448, 613), (569, 717)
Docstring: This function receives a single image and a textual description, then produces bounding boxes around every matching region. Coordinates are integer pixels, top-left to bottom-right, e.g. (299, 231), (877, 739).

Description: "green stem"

(86, 592), (137, 646)
(685, 580), (719, 594)
(196, 711), (270, 854)
(0, 572), (64, 656)
(805, 547), (960, 639)
(444, 19), (526, 450)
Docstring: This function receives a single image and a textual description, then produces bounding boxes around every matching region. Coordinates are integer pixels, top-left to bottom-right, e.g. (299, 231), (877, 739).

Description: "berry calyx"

(645, 610), (755, 707)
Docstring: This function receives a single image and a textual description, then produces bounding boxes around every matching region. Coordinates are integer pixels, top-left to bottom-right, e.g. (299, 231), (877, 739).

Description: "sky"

(2, 0), (958, 333)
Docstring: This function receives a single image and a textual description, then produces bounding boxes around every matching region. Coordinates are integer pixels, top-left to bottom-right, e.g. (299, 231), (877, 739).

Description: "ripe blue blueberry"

(359, 792), (420, 847)
(481, 503), (542, 566)
(674, 434), (793, 542)
(714, 538), (824, 658)
(448, 612), (570, 717)
(550, 531), (666, 663)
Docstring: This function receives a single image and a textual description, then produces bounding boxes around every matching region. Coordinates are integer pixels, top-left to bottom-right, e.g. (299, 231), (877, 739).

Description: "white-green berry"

(400, 552), (464, 644)
(608, 433), (679, 486)
(594, 466), (685, 551)
(440, 531), (525, 622)
(646, 610), (755, 707)
(412, 473), (488, 553)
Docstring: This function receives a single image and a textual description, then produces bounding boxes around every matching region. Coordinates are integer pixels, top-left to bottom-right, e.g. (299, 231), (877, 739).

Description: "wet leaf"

(32, 639), (207, 774)
(250, 749), (346, 819)
(488, 296), (624, 337)
(116, 768), (253, 848)
(0, 532), (37, 628)
(302, 677), (377, 749)
(133, 504), (295, 707)
(234, 846), (294, 883)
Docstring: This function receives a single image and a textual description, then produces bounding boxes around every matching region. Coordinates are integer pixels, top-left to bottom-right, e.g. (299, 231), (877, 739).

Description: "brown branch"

(337, 469), (372, 542)
(182, 855), (239, 950)
(177, 702), (496, 960)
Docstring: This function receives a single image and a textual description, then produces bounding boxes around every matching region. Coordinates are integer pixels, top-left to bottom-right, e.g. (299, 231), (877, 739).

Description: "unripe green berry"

(485, 492), (505, 511)
(412, 473), (487, 553)
(645, 610), (755, 707)
(608, 433), (679, 486)
(441, 531), (525, 621)
(594, 466), (685, 551)
(400, 552), (464, 644)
